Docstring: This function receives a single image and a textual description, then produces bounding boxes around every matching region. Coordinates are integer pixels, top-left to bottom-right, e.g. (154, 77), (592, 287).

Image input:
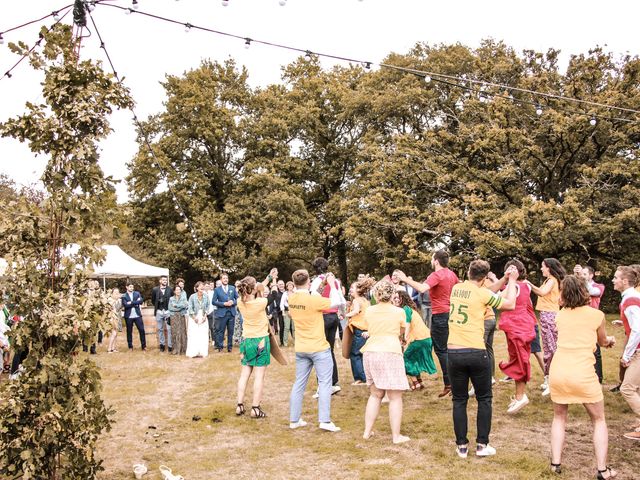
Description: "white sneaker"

(507, 394), (529, 414)
(468, 386), (475, 397)
(331, 385), (342, 395)
(476, 443), (496, 456)
(456, 444), (468, 458)
(540, 375), (549, 390)
(319, 421), (341, 432)
(289, 419), (308, 429)
(541, 386), (550, 397)
(491, 377), (496, 385)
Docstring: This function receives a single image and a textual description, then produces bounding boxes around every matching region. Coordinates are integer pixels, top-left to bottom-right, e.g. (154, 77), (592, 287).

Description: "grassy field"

(94, 320), (639, 480)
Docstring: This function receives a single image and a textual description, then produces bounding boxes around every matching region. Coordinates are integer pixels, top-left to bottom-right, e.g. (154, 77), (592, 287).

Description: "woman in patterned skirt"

(169, 285), (188, 355)
(361, 280), (410, 444)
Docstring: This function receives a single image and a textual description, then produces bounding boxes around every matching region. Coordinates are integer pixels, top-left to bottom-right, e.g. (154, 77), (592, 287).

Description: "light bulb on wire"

(0, 34), (4, 45)
(424, 75), (431, 83)
(184, 23), (192, 32)
(132, 0), (139, 10)
(279, 0), (287, 5)
(52, 11), (60, 21)
(536, 106), (543, 116)
(222, 0), (229, 5)
(590, 118), (597, 126)
(304, 51), (312, 61)
(125, 8), (132, 15)
(244, 38), (251, 49)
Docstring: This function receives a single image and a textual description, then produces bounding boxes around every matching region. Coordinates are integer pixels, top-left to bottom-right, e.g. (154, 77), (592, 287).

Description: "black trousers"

(431, 312), (450, 386)
(448, 348), (492, 446)
(594, 344), (603, 384)
(126, 316), (146, 349)
(323, 312), (340, 386)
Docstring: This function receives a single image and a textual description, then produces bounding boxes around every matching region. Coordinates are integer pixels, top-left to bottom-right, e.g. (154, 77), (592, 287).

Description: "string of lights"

(86, 8), (236, 273)
(94, 0), (639, 122)
(0, 6), (74, 81)
(0, 4), (74, 37)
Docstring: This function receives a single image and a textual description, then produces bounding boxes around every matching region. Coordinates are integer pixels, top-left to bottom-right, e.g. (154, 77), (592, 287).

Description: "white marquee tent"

(0, 245), (168, 283)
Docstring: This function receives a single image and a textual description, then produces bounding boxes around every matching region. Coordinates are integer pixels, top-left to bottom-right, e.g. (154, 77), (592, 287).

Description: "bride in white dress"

(186, 281), (210, 358)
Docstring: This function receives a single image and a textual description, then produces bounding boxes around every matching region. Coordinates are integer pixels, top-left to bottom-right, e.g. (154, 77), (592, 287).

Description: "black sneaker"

(160, 345), (165, 352)
(168, 347), (173, 353)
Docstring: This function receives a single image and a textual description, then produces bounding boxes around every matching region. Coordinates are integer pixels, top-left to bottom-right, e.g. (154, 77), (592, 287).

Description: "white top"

(622, 287), (640, 362)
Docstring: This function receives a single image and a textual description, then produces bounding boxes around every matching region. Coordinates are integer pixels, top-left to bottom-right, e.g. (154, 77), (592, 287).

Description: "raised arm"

(394, 270), (430, 294)
(496, 267), (518, 310)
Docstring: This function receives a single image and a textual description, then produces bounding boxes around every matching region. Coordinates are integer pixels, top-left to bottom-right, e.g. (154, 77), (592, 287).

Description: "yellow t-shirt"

(349, 297), (370, 331)
(360, 303), (405, 354)
(405, 308), (430, 344)
(482, 278), (496, 320)
(288, 291), (331, 353)
(448, 281), (504, 349)
(536, 277), (560, 312)
(237, 297), (269, 339)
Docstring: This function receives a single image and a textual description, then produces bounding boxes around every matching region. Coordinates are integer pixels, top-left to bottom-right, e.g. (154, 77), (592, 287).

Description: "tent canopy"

(90, 245), (169, 279)
(1, 245), (169, 280)
(62, 244), (169, 279)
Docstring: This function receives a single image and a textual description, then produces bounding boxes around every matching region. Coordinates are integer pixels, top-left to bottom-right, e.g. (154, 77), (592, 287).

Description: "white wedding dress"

(186, 304), (210, 358)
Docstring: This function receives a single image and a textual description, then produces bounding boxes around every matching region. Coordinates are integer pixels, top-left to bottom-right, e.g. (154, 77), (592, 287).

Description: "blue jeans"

(214, 312), (235, 350)
(350, 328), (367, 382)
(431, 312), (450, 386)
(290, 349), (333, 424)
(156, 310), (172, 348)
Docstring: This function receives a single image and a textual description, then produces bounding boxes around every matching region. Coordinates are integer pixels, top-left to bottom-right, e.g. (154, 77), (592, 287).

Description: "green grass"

(94, 318), (639, 479)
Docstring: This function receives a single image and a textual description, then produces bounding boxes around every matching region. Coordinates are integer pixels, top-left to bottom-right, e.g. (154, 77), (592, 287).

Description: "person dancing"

(527, 258), (566, 397)
(361, 280), (411, 444)
(549, 275), (616, 478)
(235, 269), (277, 419)
(393, 290), (437, 391)
(447, 260), (517, 458)
(495, 259), (537, 414)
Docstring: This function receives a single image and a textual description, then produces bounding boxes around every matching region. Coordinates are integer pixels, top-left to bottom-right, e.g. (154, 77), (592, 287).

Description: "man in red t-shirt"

(395, 249), (459, 397)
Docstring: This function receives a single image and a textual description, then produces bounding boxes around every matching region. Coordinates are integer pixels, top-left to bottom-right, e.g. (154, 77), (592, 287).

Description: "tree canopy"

(127, 40), (640, 285)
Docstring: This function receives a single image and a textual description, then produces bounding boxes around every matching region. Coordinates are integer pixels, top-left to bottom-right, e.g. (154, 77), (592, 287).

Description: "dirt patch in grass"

(95, 322), (639, 480)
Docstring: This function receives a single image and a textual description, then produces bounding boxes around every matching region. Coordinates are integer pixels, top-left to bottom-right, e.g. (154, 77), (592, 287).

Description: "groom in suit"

(212, 273), (238, 352)
(122, 282), (146, 351)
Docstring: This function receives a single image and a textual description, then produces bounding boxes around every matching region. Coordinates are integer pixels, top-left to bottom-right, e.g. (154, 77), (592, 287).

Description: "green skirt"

(240, 335), (271, 367)
(404, 338), (437, 377)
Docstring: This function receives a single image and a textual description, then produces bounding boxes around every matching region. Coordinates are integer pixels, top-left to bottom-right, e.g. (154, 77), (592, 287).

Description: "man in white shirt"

(613, 266), (640, 441)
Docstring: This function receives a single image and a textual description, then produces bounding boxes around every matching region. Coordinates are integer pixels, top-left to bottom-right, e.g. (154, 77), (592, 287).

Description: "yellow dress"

(549, 306), (604, 404)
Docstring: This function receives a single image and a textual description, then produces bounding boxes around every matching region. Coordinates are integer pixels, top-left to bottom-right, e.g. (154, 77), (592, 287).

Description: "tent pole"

(103, 276), (106, 292)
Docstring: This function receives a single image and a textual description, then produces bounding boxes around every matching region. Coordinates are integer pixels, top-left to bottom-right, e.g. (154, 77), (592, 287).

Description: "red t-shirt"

(426, 268), (459, 314)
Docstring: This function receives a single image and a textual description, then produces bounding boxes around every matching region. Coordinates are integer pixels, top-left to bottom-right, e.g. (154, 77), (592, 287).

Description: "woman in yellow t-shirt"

(345, 277), (375, 385)
(235, 269), (277, 419)
(361, 280), (410, 444)
(526, 258), (566, 395)
(548, 275), (616, 479)
(393, 290), (436, 390)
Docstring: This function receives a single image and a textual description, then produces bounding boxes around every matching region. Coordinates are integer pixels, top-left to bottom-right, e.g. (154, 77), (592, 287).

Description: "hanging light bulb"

(222, 0), (229, 5)
(590, 118), (597, 126)
(132, 0), (139, 10)
(184, 23), (192, 32)
(304, 50), (312, 61)
(424, 75), (431, 83)
(536, 106), (543, 116)
(125, 8), (132, 15)
(279, 0), (287, 5)
(52, 11), (60, 21)
(0, 33), (4, 45)
(244, 38), (251, 49)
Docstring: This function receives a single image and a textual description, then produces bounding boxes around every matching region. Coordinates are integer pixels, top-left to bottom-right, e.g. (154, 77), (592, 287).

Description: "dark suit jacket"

(212, 285), (238, 318)
(151, 285), (173, 315)
(121, 291), (143, 319)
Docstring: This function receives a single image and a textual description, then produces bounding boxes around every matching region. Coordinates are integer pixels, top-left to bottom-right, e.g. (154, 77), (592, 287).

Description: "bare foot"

(363, 431), (375, 440)
(392, 435), (410, 444)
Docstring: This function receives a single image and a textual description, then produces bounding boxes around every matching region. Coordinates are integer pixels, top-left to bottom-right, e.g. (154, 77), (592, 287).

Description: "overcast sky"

(1, 0), (638, 202)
